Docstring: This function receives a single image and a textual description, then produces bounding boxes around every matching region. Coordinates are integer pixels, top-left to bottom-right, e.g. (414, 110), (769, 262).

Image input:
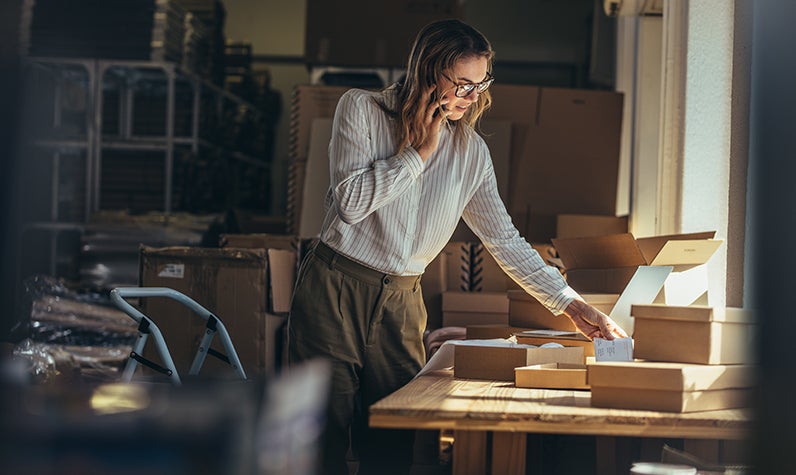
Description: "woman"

(288, 18), (627, 474)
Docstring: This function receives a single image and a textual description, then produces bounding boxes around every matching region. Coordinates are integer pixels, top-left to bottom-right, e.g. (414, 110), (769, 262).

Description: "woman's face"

(437, 55), (490, 121)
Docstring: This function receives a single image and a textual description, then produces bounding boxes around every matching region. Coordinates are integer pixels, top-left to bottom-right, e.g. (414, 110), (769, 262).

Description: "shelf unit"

(26, 57), (268, 215)
(18, 57), (271, 285)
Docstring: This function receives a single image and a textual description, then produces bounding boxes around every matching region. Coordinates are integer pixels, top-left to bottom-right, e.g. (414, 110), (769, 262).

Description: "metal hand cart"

(110, 287), (247, 385)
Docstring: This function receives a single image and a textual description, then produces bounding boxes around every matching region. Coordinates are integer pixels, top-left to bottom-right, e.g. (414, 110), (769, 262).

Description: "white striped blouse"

(319, 87), (579, 314)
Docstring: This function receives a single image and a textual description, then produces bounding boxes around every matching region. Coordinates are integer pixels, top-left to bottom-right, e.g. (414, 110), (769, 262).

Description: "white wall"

(619, 0), (751, 307)
(680, 0), (750, 307)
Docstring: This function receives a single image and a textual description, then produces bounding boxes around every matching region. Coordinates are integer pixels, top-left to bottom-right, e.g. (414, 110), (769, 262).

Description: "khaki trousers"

(288, 241), (427, 475)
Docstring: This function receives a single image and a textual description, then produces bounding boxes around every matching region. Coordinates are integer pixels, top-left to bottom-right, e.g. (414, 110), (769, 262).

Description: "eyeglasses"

(448, 72), (495, 98)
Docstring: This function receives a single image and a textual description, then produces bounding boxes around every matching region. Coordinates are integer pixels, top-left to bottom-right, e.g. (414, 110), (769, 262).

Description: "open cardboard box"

(454, 343), (584, 381)
(631, 304), (756, 365)
(552, 231), (722, 305)
(465, 324), (534, 340)
(139, 246), (294, 377)
(442, 291), (509, 327)
(515, 363), (589, 390)
(219, 233), (300, 314)
(556, 214), (629, 239)
(508, 291), (618, 331)
(515, 330), (595, 356)
(513, 262), (674, 344)
(588, 361), (755, 413)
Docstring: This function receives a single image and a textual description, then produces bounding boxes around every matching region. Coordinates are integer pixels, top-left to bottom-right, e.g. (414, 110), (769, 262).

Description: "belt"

(312, 241), (421, 290)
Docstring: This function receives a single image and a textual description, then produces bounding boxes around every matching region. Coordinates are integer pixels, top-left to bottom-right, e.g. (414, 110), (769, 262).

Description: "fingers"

(606, 317), (629, 339)
(597, 316), (629, 341)
(432, 104), (449, 127)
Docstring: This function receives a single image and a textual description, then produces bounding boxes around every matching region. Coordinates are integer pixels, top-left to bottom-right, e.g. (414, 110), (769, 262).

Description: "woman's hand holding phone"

(415, 85), (449, 162)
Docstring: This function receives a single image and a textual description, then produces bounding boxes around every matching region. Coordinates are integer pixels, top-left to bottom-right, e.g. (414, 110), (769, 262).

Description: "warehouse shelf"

(19, 56), (274, 291)
(24, 56), (271, 218)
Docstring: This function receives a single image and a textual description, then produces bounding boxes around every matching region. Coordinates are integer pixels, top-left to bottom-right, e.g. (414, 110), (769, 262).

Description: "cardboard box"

(466, 325), (533, 340)
(219, 233), (301, 314)
(454, 344), (584, 381)
(631, 304), (756, 365)
(218, 234), (299, 314)
(430, 118), (514, 244)
(286, 85), (349, 235)
(510, 88), (624, 242)
(289, 85), (350, 163)
(589, 361), (754, 412)
(556, 214), (628, 238)
(442, 291), (509, 327)
(450, 84), (625, 244)
(442, 241), (472, 291)
(508, 291), (618, 331)
(300, 118), (334, 237)
(471, 243), (510, 292)
(515, 363), (589, 390)
(552, 231), (721, 296)
(507, 290), (575, 331)
(421, 251), (446, 331)
(514, 330), (595, 357)
(139, 246), (291, 378)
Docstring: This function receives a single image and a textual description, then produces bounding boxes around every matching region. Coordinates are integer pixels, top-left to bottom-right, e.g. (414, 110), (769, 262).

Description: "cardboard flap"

(648, 239), (723, 269)
(552, 233), (645, 270)
(267, 248), (297, 314)
(635, 231), (717, 264)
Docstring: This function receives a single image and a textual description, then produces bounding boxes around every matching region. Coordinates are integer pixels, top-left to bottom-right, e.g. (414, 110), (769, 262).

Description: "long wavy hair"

(384, 19), (494, 152)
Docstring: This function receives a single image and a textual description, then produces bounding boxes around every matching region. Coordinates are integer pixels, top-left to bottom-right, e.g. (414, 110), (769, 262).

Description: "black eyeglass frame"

(444, 72), (495, 98)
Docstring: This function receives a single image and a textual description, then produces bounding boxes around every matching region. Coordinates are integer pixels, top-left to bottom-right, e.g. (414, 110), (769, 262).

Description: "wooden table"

(369, 370), (752, 475)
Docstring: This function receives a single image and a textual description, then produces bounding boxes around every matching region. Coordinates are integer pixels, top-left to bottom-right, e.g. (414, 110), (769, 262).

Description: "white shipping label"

(158, 263), (185, 279)
(593, 337), (633, 362)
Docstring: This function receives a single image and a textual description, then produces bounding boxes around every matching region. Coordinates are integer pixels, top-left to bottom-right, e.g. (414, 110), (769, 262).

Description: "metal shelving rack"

(20, 56), (270, 284)
(28, 57), (267, 216)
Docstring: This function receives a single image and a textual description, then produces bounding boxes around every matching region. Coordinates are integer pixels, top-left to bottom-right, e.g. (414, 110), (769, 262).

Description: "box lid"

(553, 232), (720, 271)
(588, 361), (754, 391)
(442, 291), (509, 313)
(635, 231), (716, 264)
(638, 233), (722, 271)
(631, 304), (755, 324)
(553, 233), (644, 270)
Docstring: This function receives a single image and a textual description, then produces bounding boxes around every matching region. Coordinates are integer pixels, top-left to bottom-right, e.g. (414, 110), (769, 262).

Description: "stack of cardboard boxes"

(589, 304), (756, 412)
(449, 226), (757, 416)
(136, 233), (300, 380)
